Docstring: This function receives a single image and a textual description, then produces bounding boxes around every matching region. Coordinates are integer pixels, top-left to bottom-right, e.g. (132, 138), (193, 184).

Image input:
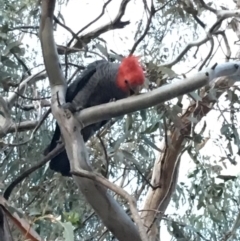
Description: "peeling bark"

(141, 2), (240, 240)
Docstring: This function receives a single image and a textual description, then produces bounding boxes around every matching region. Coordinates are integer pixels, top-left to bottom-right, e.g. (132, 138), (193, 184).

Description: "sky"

(20, 0), (240, 240)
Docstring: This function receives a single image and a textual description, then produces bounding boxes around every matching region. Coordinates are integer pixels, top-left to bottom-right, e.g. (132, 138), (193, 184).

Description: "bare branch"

(162, 10), (240, 68)
(219, 211), (240, 241)
(198, 0), (217, 13)
(0, 120), (38, 138)
(4, 143), (64, 200)
(198, 37), (214, 71)
(77, 60), (240, 129)
(0, 207), (13, 241)
(7, 70), (47, 108)
(14, 100), (50, 111)
(0, 197), (43, 241)
(130, 0), (155, 55)
(146, 144), (190, 234)
(57, 0), (131, 55)
(71, 169), (148, 241)
(68, 0), (112, 45)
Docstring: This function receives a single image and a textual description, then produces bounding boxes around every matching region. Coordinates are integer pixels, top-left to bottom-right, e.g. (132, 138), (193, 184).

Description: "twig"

(162, 31), (223, 68)
(97, 133), (109, 177)
(9, 26), (39, 31)
(142, 0), (150, 14)
(219, 31), (231, 61)
(198, 37), (214, 71)
(11, 51), (31, 76)
(198, 0), (217, 13)
(3, 143), (65, 200)
(0, 107), (51, 146)
(130, 0), (155, 55)
(58, 0), (131, 55)
(7, 70), (47, 108)
(14, 101), (50, 111)
(219, 211), (240, 241)
(0, 120), (38, 138)
(67, 0), (112, 47)
(10, 91), (51, 101)
(53, 15), (80, 43)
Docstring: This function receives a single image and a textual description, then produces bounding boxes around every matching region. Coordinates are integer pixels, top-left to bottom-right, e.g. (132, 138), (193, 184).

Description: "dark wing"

(44, 61), (104, 170)
(46, 59), (113, 176)
(45, 60), (105, 153)
(66, 60), (106, 102)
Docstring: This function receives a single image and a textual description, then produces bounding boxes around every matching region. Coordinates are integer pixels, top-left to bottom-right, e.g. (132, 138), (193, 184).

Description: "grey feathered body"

(45, 60), (129, 176)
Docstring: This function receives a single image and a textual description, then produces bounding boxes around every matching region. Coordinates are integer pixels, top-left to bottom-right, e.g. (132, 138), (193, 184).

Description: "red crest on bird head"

(117, 55), (145, 94)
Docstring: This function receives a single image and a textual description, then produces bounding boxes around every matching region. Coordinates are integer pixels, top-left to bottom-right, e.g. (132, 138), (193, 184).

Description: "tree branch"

(57, 0), (131, 55)
(0, 197), (43, 241)
(0, 120), (38, 138)
(39, 0), (142, 240)
(130, 0), (155, 55)
(7, 70), (47, 108)
(67, 0), (112, 47)
(3, 143), (64, 200)
(77, 61), (240, 129)
(162, 10), (240, 68)
(71, 169), (148, 241)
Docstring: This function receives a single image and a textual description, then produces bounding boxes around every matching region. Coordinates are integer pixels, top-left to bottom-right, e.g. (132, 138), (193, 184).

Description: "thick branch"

(0, 197), (43, 241)
(141, 5), (240, 239)
(71, 169), (148, 241)
(77, 61), (240, 128)
(39, 1), (142, 240)
(0, 207), (13, 241)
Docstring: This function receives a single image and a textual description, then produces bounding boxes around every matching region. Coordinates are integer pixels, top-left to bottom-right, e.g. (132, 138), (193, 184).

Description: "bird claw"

(61, 102), (76, 113)
(61, 102), (83, 113)
(109, 98), (116, 102)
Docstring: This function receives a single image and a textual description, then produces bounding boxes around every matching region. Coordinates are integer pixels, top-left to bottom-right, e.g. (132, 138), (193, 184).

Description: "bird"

(44, 55), (145, 176)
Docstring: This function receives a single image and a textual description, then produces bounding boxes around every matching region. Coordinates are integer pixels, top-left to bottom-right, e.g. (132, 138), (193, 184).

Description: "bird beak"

(130, 85), (141, 95)
(125, 79), (143, 95)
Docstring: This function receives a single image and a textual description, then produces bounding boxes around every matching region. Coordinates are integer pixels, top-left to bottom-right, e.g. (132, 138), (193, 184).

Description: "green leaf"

(139, 144), (149, 158)
(189, 91), (202, 101)
(157, 66), (177, 78)
(125, 114), (133, 131)
(11, 46), (25, 56)
(142, 121), (159, 134)
(1, 56), (18, 68)
(142, 135), (162, 152)
(172, 105), (182, 115)
(140, 109), (147, 121)
(3, 40), (22, 56)
(61, 222), (74, 241)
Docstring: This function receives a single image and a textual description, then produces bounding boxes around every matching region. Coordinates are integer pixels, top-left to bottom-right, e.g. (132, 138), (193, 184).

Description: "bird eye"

(125, 80), (128, 84)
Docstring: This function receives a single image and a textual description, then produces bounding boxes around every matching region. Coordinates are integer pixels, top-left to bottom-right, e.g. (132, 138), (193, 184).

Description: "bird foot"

(109, 98), (116, 102)
(61, 102), (83, 113)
